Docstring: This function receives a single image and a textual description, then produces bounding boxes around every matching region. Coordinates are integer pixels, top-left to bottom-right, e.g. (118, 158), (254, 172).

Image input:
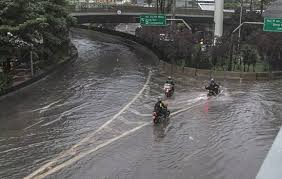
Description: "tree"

(260, 0), (274, 15)
(0, 0), (75, 89)
(256, 32), (282, 71)
(0, 0), (76, 65)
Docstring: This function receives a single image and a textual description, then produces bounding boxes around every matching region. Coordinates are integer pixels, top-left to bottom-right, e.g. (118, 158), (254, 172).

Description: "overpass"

(70, 6), (233, 24)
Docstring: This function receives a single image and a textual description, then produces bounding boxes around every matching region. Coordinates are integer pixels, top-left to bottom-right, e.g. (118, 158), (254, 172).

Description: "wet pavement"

(0, 28), (281, 179)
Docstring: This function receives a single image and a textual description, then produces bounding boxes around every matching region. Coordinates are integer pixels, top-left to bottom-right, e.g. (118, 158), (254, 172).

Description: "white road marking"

(24, 122), (151, 179)
(41, 103), (89, 127)
(30, 100), (61, 113)
(25, 94), (203, 179)
(24, 71), (152, 179)
(127, 108), (151, 117)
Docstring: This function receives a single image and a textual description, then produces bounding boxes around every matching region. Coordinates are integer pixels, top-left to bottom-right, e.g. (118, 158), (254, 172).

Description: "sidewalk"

(11, 68), (32, 87)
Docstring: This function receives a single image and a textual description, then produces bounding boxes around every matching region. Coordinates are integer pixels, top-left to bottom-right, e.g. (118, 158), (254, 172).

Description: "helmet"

(211, 78), (214, 82)
(168, 76), (172, 80)
(157, 96), (162, 102)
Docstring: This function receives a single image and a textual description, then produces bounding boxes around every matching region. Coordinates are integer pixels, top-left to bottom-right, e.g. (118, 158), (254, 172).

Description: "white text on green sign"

(264, 18), (282, 32)
(140, 14), (166, 26)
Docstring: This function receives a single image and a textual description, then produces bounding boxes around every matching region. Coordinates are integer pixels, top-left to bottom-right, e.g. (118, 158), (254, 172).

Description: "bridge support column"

(214, 0), (224, 42)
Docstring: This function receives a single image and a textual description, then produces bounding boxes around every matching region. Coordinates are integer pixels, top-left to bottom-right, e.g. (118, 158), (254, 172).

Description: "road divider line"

(25, 93), (204, 179)
(31, 98), (203, 178)
(23, 119), (44, 131)
(25, 72), (206, 179)
(41, 103), (89, 127)
(171, 102), (203, 117)
(29, 100), (61, 113)
(24, 71), (152, 179)
(29, 122), (151, 179)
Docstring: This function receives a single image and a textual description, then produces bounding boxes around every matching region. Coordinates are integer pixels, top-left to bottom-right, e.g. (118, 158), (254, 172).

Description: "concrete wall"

(160, 60), (277, 80)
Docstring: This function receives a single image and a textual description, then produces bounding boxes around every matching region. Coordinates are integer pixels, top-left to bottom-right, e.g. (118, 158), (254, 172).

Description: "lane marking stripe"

(24, 71), (152, 179)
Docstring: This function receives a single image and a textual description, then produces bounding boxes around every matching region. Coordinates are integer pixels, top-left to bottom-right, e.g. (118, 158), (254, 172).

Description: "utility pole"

(214, 0), (224, 43)
(157, 0), (159, 14)
(171, 0), (176, 31)
(172, 0), (176, 19)
(238, 0), (243, 69)
(238, 0), (243, 42)
(30, 45), (34, 77)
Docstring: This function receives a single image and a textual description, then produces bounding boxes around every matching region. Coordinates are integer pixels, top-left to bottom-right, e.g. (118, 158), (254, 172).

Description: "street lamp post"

(238, 0), (243, 69)
(229, 21), (264, 71)
(238, 0), (243, 41)
(30, 44), (34, 77)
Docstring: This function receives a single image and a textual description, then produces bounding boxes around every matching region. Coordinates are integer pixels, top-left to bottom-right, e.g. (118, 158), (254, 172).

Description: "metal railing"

(68, 4), (233, 17)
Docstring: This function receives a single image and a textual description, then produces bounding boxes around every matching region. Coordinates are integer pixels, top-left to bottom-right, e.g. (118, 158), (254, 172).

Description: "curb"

(0, 44), (78, 98)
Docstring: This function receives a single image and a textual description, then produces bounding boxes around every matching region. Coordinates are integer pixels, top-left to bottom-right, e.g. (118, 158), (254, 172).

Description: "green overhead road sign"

(264, 18), (282, 32)
(140, 14), (166, 26)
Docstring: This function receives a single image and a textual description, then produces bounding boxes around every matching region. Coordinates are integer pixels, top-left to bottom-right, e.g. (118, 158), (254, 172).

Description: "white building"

(197, 0), (234, 12)
(196, 0), (215, 11)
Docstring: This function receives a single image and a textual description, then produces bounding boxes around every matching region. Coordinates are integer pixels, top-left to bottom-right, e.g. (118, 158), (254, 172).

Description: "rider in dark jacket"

(154, 97), (167, 115)
(205, 78), (219, 94)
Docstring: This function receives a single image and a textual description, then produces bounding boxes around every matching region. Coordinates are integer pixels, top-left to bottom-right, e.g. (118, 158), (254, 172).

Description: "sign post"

(264, 18), (282, 32)
(140, 14), (166, 26)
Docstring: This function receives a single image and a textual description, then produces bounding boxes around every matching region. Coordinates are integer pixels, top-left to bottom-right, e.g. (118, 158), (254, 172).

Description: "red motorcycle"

(164, 83), (174, 98)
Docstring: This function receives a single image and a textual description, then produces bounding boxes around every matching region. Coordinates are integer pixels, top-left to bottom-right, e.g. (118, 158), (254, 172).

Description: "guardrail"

(68, 5), (233, 17)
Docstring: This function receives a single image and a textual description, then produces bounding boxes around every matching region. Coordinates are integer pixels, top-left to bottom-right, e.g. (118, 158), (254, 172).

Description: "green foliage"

(0, 0), (75, 89)
(241, 44), (258, 72)
(0, 0), (75, 47)
(136, 26), (213, 69)
(224, 2), (240, 9)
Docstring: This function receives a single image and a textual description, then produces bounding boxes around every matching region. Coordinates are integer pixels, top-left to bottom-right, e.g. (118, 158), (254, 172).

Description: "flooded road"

(0, 29), (281, 179)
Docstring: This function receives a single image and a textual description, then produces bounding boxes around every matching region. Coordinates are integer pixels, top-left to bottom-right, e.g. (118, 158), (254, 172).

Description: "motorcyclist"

(165, 76), (175, 91)
(205, 78), (219, 94)
(154, 97), (167, 116)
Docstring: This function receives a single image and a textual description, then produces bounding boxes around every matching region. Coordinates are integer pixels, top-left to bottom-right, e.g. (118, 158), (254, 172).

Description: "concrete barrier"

(174, 65), (184, 74)
(240, 72), (257, 80)
(256, 72), (270, 80)
(183, 67), (196, 76)
(211, 71), (226, 79)
(164, 62), (172, 73)
(223, 71), (241, 80)
(272, 71), (282, 79)
(158, 60), (165, 69)
(196, 69), (212, 78)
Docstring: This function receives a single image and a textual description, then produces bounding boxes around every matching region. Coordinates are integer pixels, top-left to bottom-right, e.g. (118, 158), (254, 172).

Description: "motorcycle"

(164, 83), (174, 98)
(206, 86), (222, 97)
(153, 107), (170, 124)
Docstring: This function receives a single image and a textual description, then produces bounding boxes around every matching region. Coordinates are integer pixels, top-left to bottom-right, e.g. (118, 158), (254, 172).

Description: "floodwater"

(0, 28), (281, 179)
